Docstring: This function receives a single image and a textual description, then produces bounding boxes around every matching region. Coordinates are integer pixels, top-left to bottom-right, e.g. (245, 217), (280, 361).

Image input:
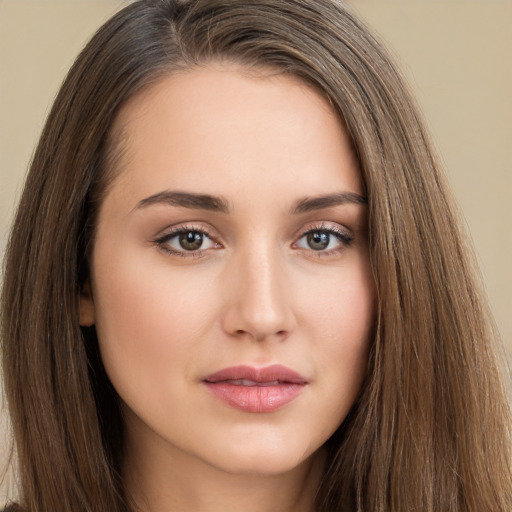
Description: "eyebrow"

(290, 192), (367, 214)
(134, 190), (230, 213)
(134, 190), (367, 214)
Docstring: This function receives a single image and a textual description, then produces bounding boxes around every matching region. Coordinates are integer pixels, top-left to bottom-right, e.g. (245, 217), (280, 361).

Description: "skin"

(80, 64), (375, 512)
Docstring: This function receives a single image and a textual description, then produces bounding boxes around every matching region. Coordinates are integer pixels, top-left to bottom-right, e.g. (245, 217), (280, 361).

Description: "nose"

(220, 246), (297, 342)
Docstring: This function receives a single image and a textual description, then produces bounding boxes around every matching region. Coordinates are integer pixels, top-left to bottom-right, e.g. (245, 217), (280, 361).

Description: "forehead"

(102, 63), (362, 207)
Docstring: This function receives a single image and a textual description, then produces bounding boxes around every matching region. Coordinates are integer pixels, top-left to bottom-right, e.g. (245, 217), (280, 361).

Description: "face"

(81, 64), (374, 477)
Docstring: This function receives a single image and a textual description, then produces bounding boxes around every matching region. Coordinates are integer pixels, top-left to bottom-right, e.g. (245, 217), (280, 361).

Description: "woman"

(1, 0), (511, 511)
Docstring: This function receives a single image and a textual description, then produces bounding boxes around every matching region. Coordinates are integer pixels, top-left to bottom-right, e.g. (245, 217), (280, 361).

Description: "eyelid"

(153, 223), (222, 257)
(154, 222), (217, 241)
(152, 220), (354, 259)
(292, 221), (354, 255)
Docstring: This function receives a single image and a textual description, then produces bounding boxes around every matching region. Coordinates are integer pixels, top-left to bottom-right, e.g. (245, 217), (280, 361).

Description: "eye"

(294, 226), (354, 254)
(175, 231), (211, 251)
(154, 227), (218, 255)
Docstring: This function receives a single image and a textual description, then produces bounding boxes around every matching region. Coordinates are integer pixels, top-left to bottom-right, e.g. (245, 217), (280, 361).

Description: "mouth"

(203, 364), (308, 413)
(217, 379), (282, 387)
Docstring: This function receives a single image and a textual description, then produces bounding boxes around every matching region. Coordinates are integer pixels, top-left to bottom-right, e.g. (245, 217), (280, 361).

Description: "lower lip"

(204, 382), (306, 413)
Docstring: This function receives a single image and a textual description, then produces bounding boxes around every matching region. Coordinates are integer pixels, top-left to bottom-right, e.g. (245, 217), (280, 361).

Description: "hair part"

(2, 1), (511, 511)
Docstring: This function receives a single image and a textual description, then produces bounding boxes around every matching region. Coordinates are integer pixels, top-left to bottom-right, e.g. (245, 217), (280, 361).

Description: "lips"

(203, 364), (308, 413)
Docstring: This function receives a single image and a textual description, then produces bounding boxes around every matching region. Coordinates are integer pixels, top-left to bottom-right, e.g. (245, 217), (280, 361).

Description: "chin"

(204, 439), (322, 477)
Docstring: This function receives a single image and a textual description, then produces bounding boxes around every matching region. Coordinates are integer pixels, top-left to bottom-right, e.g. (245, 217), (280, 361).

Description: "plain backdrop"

(1, 0), (511, 502)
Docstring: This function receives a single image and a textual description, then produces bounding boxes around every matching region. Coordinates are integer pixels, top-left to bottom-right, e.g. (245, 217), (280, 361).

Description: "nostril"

(231, 328), (289, 342)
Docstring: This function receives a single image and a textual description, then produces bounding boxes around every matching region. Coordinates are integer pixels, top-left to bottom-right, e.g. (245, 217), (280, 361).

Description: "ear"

(79, 279), (96, 326)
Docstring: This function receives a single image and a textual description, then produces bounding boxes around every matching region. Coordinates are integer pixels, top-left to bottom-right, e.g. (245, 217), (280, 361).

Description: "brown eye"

(307, 232), (330, 250)
(178, 231), (205, 251)
(155, 228), (216, 255)
(295, 226), (354, 255)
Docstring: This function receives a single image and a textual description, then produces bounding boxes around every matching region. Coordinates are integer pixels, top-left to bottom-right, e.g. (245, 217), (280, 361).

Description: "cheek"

(90, 251), (219, 397)
(306, 262), (374, 408)
(305, 255), (374, 339)
(94, 246), (215, 331)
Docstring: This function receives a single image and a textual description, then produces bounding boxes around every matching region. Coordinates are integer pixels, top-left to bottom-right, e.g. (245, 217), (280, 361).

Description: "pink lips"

(203, 364), (308, 413)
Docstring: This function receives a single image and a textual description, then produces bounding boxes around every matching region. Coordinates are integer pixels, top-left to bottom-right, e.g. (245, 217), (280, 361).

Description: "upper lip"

(204, 364), (308, 384)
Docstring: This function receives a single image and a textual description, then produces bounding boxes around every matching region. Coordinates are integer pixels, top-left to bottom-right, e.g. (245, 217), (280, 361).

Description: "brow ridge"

(135, 190), (230, 213)
(291, 192), (367, 214)
(134, 190), (366, 215)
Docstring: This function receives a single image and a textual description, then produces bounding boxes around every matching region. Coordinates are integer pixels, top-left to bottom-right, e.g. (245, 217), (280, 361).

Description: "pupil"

(179, 231), (203, 251)
(307, 231), (329, 250)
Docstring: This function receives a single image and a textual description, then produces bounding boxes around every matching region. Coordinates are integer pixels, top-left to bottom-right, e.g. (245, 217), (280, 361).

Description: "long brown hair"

(2, 1), (511, 511)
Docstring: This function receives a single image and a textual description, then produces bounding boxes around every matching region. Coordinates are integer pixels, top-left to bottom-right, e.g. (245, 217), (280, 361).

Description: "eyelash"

(153, 223), (354, 259)
(153, 224), (217, 259)
(294, 223), (354, 258)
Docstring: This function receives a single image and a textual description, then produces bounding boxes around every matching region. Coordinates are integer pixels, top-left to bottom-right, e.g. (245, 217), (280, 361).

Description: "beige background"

(0, 0), (511, 501)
